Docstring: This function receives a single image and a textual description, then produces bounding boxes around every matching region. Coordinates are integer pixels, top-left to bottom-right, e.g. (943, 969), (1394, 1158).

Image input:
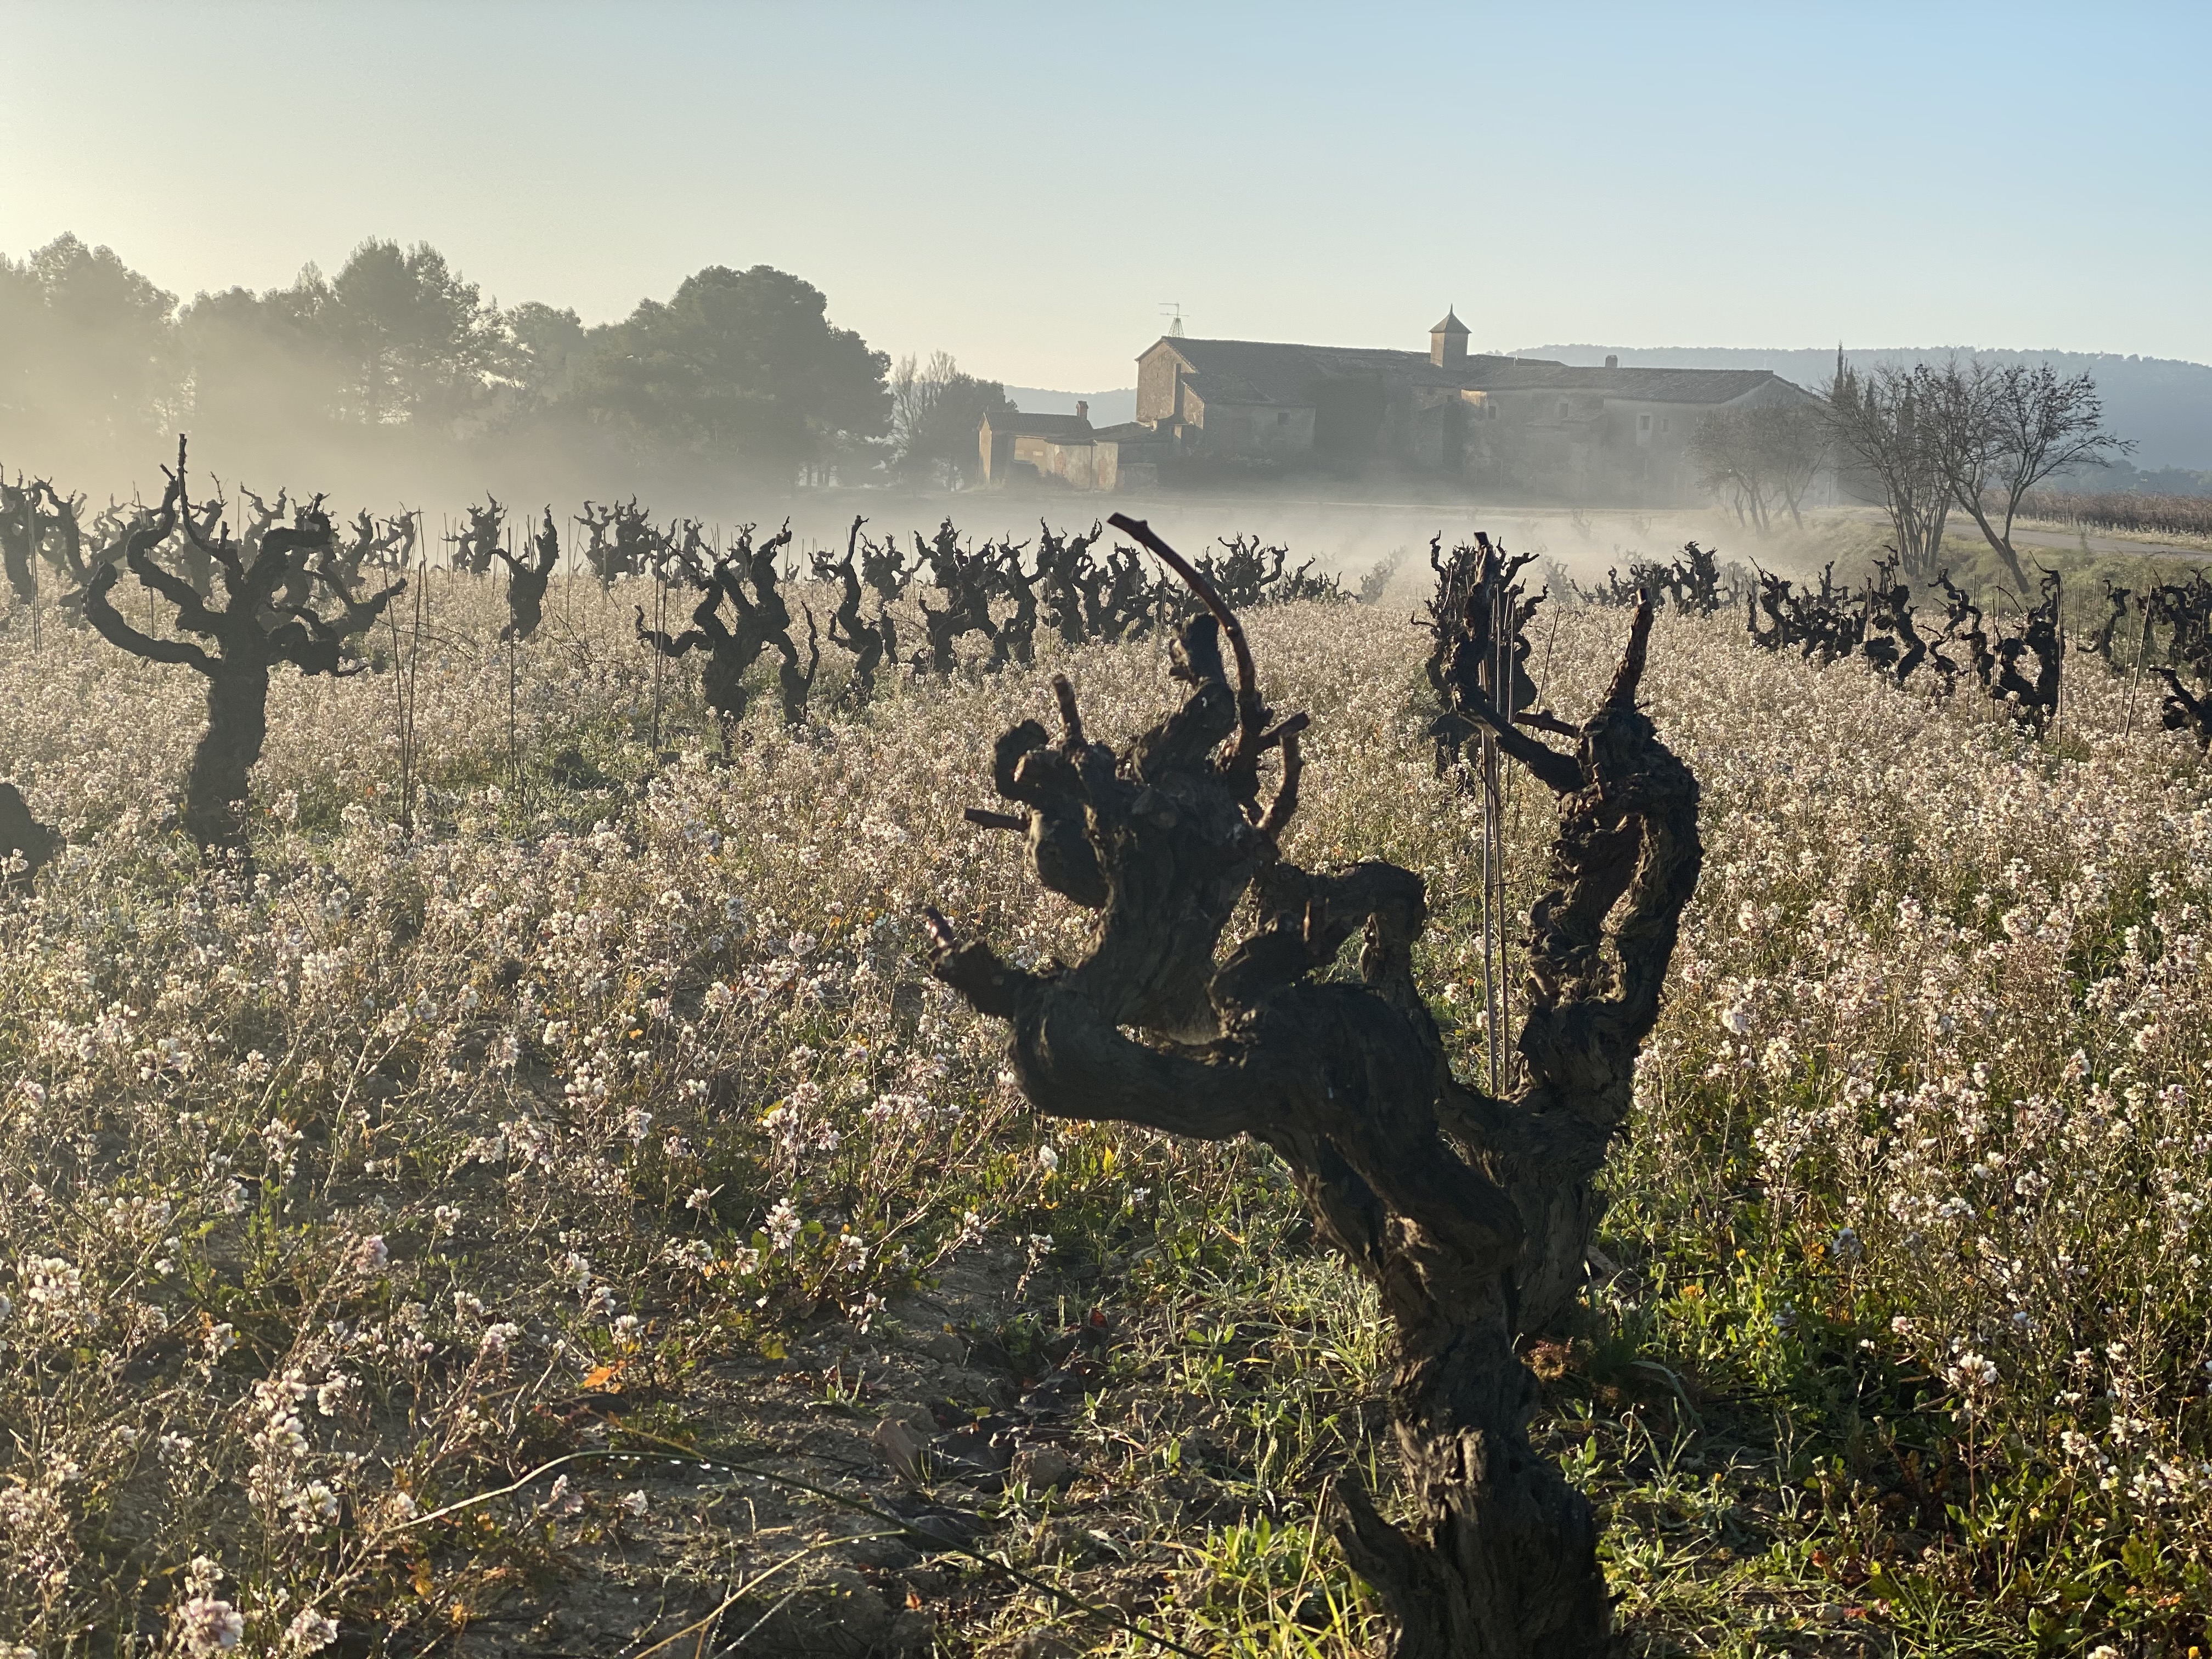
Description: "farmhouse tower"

(1430, 307), (1469, 368)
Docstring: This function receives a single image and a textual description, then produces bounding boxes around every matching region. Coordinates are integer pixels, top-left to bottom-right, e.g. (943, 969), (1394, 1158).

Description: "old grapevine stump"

(81, 439), (405, 852)
(926, 522), (1699, 1657)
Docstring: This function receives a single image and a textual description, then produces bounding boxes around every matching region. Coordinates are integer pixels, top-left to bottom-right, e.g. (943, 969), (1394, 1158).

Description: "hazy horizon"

(4, 1), (2207, 386)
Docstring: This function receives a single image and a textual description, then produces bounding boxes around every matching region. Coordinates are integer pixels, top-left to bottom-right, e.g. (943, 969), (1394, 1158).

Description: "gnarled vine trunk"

(927, 519), (1699, 1658)
(188, 667), (273, 849)
(81, 440), (405, 853)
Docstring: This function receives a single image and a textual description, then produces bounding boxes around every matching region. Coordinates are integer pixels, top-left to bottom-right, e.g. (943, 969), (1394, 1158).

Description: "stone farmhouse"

(980, 312), (1819, 499)
(978, 401), (1170, 494)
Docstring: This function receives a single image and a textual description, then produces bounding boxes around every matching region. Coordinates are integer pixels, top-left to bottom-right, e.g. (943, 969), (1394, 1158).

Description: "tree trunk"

(1336, 1307), (1610, 1658)
(1958, 495), (2027, 596)
(184, 665), (271, 849)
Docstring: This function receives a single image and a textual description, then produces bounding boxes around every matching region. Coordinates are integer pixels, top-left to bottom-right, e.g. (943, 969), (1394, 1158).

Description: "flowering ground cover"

(3, 556), (2210, 1657)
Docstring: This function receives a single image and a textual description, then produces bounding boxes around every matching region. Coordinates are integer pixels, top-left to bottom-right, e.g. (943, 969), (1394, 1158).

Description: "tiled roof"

(1150, 338), (1493, 407)
(1143, 336), (1808, 409)
(985, 411), (1095, 439)
(1091, 421), (1163, 443)
(1472, 362), (1797, 403)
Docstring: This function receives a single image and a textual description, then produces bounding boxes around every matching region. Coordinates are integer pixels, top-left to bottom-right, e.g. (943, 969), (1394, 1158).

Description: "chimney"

(1604, 354), (1618, 370)
(1075, 399), (1088, 422)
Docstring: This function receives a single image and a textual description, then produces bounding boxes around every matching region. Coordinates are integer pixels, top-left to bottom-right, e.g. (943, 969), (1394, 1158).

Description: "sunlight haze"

(4, 0), (2207, 386)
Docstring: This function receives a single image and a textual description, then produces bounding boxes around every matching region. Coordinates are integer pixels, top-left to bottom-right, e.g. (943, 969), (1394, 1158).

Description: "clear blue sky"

(3, 1), (2204, 387)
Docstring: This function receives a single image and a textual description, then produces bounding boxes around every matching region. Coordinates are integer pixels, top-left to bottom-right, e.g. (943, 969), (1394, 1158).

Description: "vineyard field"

(4, 543), (2212, 1658)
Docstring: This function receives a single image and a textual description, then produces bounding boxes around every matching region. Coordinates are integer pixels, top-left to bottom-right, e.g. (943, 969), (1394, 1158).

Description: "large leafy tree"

(7, 236), (887, 487)
(504, 301), (587, 404)
(172, 240), (506, 452)
(172, 274), (347, 454)
(580, 264), (889, 479)
(0, 234), (176, 464)
(323, 239), (506, 426)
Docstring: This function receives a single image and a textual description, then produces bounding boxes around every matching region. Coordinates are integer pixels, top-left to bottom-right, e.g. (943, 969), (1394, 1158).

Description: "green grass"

(4, 574), (2212, 1656)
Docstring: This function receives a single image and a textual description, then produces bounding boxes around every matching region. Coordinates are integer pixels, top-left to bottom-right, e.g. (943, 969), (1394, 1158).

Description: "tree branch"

(82, 563), (216, 673)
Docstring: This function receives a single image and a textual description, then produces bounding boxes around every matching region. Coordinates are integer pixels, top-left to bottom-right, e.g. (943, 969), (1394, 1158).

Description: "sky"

(2, 1), (2207, 388)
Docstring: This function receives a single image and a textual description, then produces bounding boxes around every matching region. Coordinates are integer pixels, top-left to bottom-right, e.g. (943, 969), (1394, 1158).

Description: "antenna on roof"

(1160, 301), (1186, 339)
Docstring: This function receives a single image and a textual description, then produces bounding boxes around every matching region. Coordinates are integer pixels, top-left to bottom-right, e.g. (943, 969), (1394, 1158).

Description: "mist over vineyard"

(7, 6), (2212, 1657)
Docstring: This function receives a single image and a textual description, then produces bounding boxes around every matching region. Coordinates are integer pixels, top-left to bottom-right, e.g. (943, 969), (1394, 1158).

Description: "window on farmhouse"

(1639, 414), (1652, 431)
(1556, 400), (1570, 420)
(1277, 411), (1290, 426)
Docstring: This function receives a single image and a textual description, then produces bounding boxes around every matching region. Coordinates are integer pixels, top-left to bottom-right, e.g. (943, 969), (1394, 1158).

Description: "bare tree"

(448, 496), (505, 576)
(80, 440), (406, 849)
(926, 517), (1701, 1659)
(911, 520), (1004, 675)
(1754, 403), (1827, 528)
(177, 488), (225, 597)
(888, 352), (948, 472)
(1824, 360), (1953, 583)
(1032, 520), (1105, 646)
(1920, 360), (2130, 594)
(1690, 409), (1771, 528)
(1688, 404), (1825, 532)
(1964, 363), (2132, 592)
(890, 351), (1015, 488)
(26, 479), (116, 624)
(1689, 409), (1763, 530)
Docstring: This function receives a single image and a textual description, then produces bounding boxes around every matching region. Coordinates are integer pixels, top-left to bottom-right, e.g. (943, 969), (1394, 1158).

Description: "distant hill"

(1516, 345), (2212, 473)
(1003, 385), (1138, 426)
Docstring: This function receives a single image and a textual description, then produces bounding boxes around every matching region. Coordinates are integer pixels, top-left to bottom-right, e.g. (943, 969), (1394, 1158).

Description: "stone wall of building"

(1001, 332), (1818, 500)
(1186, 399), (1314, 458)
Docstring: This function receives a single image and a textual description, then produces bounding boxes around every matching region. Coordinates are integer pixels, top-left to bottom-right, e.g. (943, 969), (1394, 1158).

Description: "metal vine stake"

(1486, 561), (1513, 1094)
(506, 518), (521, 811)
(27, 475), (40, 661)
(2124, 590), (2157, 738)
(650, 548), (668, 754)
(385, 515), (427, 836)
(1417, 531), (1575, 1095)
